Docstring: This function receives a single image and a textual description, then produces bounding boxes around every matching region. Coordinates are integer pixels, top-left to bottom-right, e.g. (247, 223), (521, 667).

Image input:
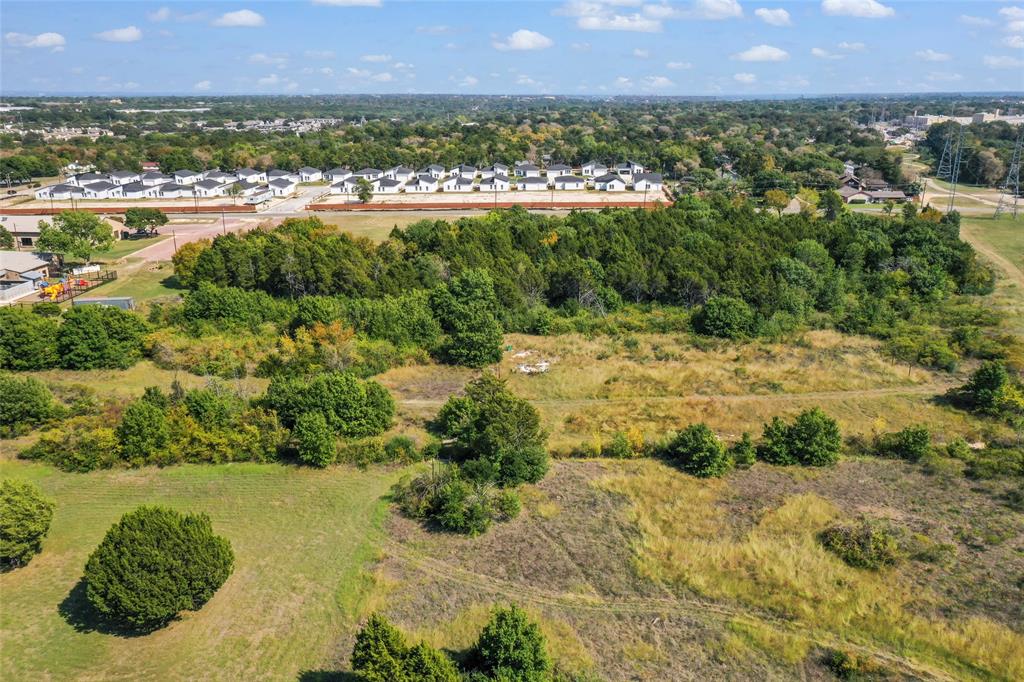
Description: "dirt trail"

(959, 221), (1024, 290)
(381, 538), (958, 681)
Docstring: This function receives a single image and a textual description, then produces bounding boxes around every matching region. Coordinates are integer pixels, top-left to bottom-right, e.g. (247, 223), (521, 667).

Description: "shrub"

(874, 425), (931, 462)
(729, 432), (756, 469)
(0, 307), (59, 370)
(403, 641), (461, 682)
(84, 506), (233, 630)
(949, 360), (1010, 413)
(600, 431), (636, 459)
(384, 435), (421, 463)
(262, 371), (395, 437)
(664, 423), (731, 478)
(819, 519), (902, 570)
(351, 613), (459, 682)
(20, 419), (120, 472)
(472, 605), (551, 681)
(435, 373), (548, 486)
(0, 374), (57, 437)
(757, 408), (841, 467)
(116, 400), (169, 466)
(693, 295), (754, 339)
(293, 412), (335, 467)
(0, 479), (55, 568)
(435, 479), (495, 536)
(430, 269), (504, 368)
(57, 305), (147, 370)
(392, 464), (520, 535)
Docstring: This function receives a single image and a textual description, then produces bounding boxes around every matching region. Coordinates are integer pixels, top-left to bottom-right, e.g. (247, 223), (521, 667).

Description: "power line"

(947, 123), (966, 214)
(994, 128), (1022, 220)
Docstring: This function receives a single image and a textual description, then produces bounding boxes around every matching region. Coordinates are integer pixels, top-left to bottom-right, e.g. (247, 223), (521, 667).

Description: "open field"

(0, 460), (407, 681)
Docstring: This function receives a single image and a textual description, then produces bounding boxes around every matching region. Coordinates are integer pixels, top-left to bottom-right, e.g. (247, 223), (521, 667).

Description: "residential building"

(385, 166), (416, 183)
(406, 174), (440, 193)
(157, 183), (192, 199)
(594, 173), (628, 191)
(0, 251), (50, 304)
(582, 160), (607, 177)
(173, 170), (203, 185)
(236, 168), (267, 184)
(632, 172), (663, 192)
(121, 181), (160, 199)
(373, 177), (404, 194)
(353, 168), (383, 181)
(443, 175), (475, 192)
(268, 169), (300, 183)
(421, 164), (446, 179)
(108, 170), (141, 185)
(517, 176), (549, 191)
(269, 178), (297, 196)
(67, 172), (108, 187)
(35, 184), (85, 200)
(141, 171), (172, 187)
(515, 163), (541, 178)
(552, 175), (585, 191)
(450, 164), (477, 179)
(82, 181), (123, 199)
(325, 167), (352, 182)
(298, 167), (323, 183)
(546, 163), (572, 177)
(479, 174), (510, 192)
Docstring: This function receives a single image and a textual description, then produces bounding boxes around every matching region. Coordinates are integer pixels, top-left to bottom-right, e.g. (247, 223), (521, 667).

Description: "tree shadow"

(296, 671), (361, 682)
(57, 579), (157, 638)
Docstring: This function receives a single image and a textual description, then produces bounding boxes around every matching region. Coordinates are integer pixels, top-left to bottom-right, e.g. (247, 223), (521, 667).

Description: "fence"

(0, 280), (37, 304)
(14, 269), (118, 306)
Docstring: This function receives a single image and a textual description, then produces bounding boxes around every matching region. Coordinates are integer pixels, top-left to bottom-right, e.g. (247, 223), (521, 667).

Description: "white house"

(82, 181), (123, 199)
(515, 163), (541, 178)
(385, 166), (416, 183)
(406, 174), (440, 193)
(443, 175), (475, 192)
(157, 183), (192, 199)
(193, 179), (226, 197)
(546, 163), (572, 177)
(479, 174), (510, 192)
(298, 167), (323, 183)
(68, 172), (108, 187)
(325, 167), (352, 183)
(141, 171), (172, 187)
(205, 170), (238, 185)
(353, 168), (383, 181)
(108, 170), (141, 186)
(268, 169), (300, 184)
(245, 189), (273, 205)
(450, 164), (477, 179)
(552, 175), (585, 191)
(173, 169), (203, 185)
(632, 173), (663, 192)
(373, 177), (404, 194)
(421, 164), (446, 179)
(120, 181), (160, 199)
(35, 184), (86, 200)
(594, 173), (627, 191)
(230, 181), (263, 197)
(614, 161), (645, 179)
(269, 178), (297, 197)
(331, 177), (363, 195)
(517, 176), (549, 191)
(582, 160), (607, 177)
(236, 168), (267, 184)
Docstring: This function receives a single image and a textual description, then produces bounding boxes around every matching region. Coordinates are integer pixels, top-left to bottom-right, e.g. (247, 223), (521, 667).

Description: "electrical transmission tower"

(994, 128), (1022, 220)
(946, 124), (966, 214)
(936, 125), (956, 180)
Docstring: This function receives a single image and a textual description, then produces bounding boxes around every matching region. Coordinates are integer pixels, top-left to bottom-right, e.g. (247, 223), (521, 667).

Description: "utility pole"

(994, 127), (1022, 220)
(947, 123), (966, 214)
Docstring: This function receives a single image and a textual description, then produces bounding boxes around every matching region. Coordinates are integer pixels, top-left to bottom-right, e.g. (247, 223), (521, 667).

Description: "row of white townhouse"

(329, 169), (663, 195)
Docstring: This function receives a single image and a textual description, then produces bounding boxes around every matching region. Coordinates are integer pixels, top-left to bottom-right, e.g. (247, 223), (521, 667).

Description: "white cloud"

(926, 71), (962, 82)
(633, 47), (650, 58)
(811, 47), (842, 59)
(320, 67), (334, 76)
(999, 6), (1024, 20)
(958, 15), (993, 27)
(579, 14), (661, 31)
(5, 31), (66, 51)
(516, 74), (542, 87)
(915, 48), (950, 62)
(212, 9), (265, 27)
(559, 2), (663, 32)
(249, 53), (287, 66)
(458, 75), (479, 87)
(733, 72), (757, 83)
(691, 0), (743, 20)
(493, 29), (553, 51)
(305, 49), (335, 59)
(257, 74), (281, 86)
(393, 62), (414, 70)
(1004, 35), (1024, 49)
(148, 7), (171, 22)
(838, 41), (865, 50)
(571, 41), (592, 51)
(95, 26), (142, 43)
(666, 60), (692, 69)
(194, 80), (212, 91)
(644, 75), (673, 88)
(1008, 21), (1024, 33)
(371, 72), (393, 82)
(346, 67), (371, 78)
(312, 0), (381, 5)
(984, 54), (1024, 68)
(614, 76), (634, 88)
(821, 0), (894, 19)
(360, 53), (391, 62)
(755, 8), (791, 26)
(734, 44), (789, 62)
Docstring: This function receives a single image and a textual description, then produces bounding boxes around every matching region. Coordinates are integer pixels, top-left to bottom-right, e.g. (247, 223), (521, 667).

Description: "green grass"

(90, 262), (184, 301)
(0, 459), (408, 680)
(95, 236), (168, 262)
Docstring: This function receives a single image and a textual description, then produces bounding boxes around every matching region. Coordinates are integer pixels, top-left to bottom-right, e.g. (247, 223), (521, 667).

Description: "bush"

(20, 419), (120, 472)
(116, 400), (170, 466)
(729, 432), (756, 469)
(0, 307), (59, 370)
(819, 519), (902, 570)
(757, 408), (841, 467)
(694, 295), (755, 339)
(430, 269), (504, 368)
(0, 374), (57, 437)
(472, 605), (551, 681)
(600, 431), (640, 458)
(384, 435), (421, 463)
(293, 412), (335, 467)
(949, 360), (1010, 413)
(874, 425), (931, 462)
(434, 373), (548, 486)
(664, 423), (731, 477)
(392, 464), (520, 536)
(84, 506), (234, 630)
(262, 371), (395, 437)
(351, 613), (459, 682)
(0, 479), (55, 568)
(57, 305), (147, 370)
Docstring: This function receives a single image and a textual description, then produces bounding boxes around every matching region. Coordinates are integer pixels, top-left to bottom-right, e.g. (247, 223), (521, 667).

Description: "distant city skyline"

(2, 0), (1023, 96)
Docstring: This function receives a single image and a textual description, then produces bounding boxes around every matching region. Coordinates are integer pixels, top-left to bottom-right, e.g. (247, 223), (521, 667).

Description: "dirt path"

(959, 220), (1024, 290)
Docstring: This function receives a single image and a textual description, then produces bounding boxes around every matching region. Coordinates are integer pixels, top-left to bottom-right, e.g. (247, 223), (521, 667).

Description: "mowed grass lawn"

(0, 459), (407, 681)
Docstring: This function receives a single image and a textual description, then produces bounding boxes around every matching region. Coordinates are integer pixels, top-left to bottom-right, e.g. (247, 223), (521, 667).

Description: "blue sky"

(2, 0), (1023, 96)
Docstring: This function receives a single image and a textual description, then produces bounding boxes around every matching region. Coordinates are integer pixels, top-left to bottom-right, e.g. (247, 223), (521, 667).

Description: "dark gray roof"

(237, 168), (260, 175)
(51, 183), (85, 194)
(424, 164), (445, 172)
(234, 180), (260, 191)
(75, 172), (107, 181)
(326, 167), (350, 174)
(298, 166), (320, 173)
(269, 178), (296, 188)
(206, 171), (236, 181)
(595, 173), (624, 183)
(390, 166), (415, 174)
(268, 169), (293, 177)
(158, 183), (191, 193)
(109, 170), (138, 178)
(547, 164), (572, 172)
(634, 172), (663, 182)
(355, 168), (382, 175)
(375, 178), (403, 188)
(518, 176), (548, 185)
(174, 169), (202, 177)
(195, 179), (224, 190)
(142, 171), (171, 180)
(480, 174), (509, 185)
(517, 163), (540, 171)
(455, 177), (474, 186)
(84, 181), (117, 191)
(120, 181), (150, 193)
(554, 175), (584, 184)
(584, 159), (605, 167)
(414, 174), (438, 183)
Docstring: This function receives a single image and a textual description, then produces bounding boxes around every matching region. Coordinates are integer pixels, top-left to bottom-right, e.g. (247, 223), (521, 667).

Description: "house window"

(20, 237), (33, 247)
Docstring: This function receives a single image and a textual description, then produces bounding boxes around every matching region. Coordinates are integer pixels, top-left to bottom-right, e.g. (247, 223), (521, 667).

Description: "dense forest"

(921, 119), (1022, 186)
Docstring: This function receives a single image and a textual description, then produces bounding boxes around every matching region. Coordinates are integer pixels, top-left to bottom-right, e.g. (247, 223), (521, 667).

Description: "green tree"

(403, 641), (460, 681)
(472, 605), (551, 682)
(84, 506), (233, 630)
(116, 400), (169, 465)
(356, 177), (374, 203)
(694, 295), (755, 339)
(0, 374), (57, 437)
(820, 189), (845, 221)
(351, 613), (410, 682)
(262, 371), (394, 437)
(35, 211), (115, 262)
(430, 269), (503, 368)
(729, 432), (756, 469)
(665, 423), (731, 477)
(953, 360), (1009, 413)
(124, 208), (168, 235)
(758, 408), (841, 466)
(171, 239), (210, 288)
(0, 479), (55, 568)
(227, 182), (242, 205)
(763, 188), (790, 216)
(0, 307), (59, 371)
(0, 225), (13, 249)
(293, 411), (335, 467)
(57, 305), (148, 370)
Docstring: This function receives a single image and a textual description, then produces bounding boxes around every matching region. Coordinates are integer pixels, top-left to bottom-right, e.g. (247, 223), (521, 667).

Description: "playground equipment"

(39, 280), (66, 301)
